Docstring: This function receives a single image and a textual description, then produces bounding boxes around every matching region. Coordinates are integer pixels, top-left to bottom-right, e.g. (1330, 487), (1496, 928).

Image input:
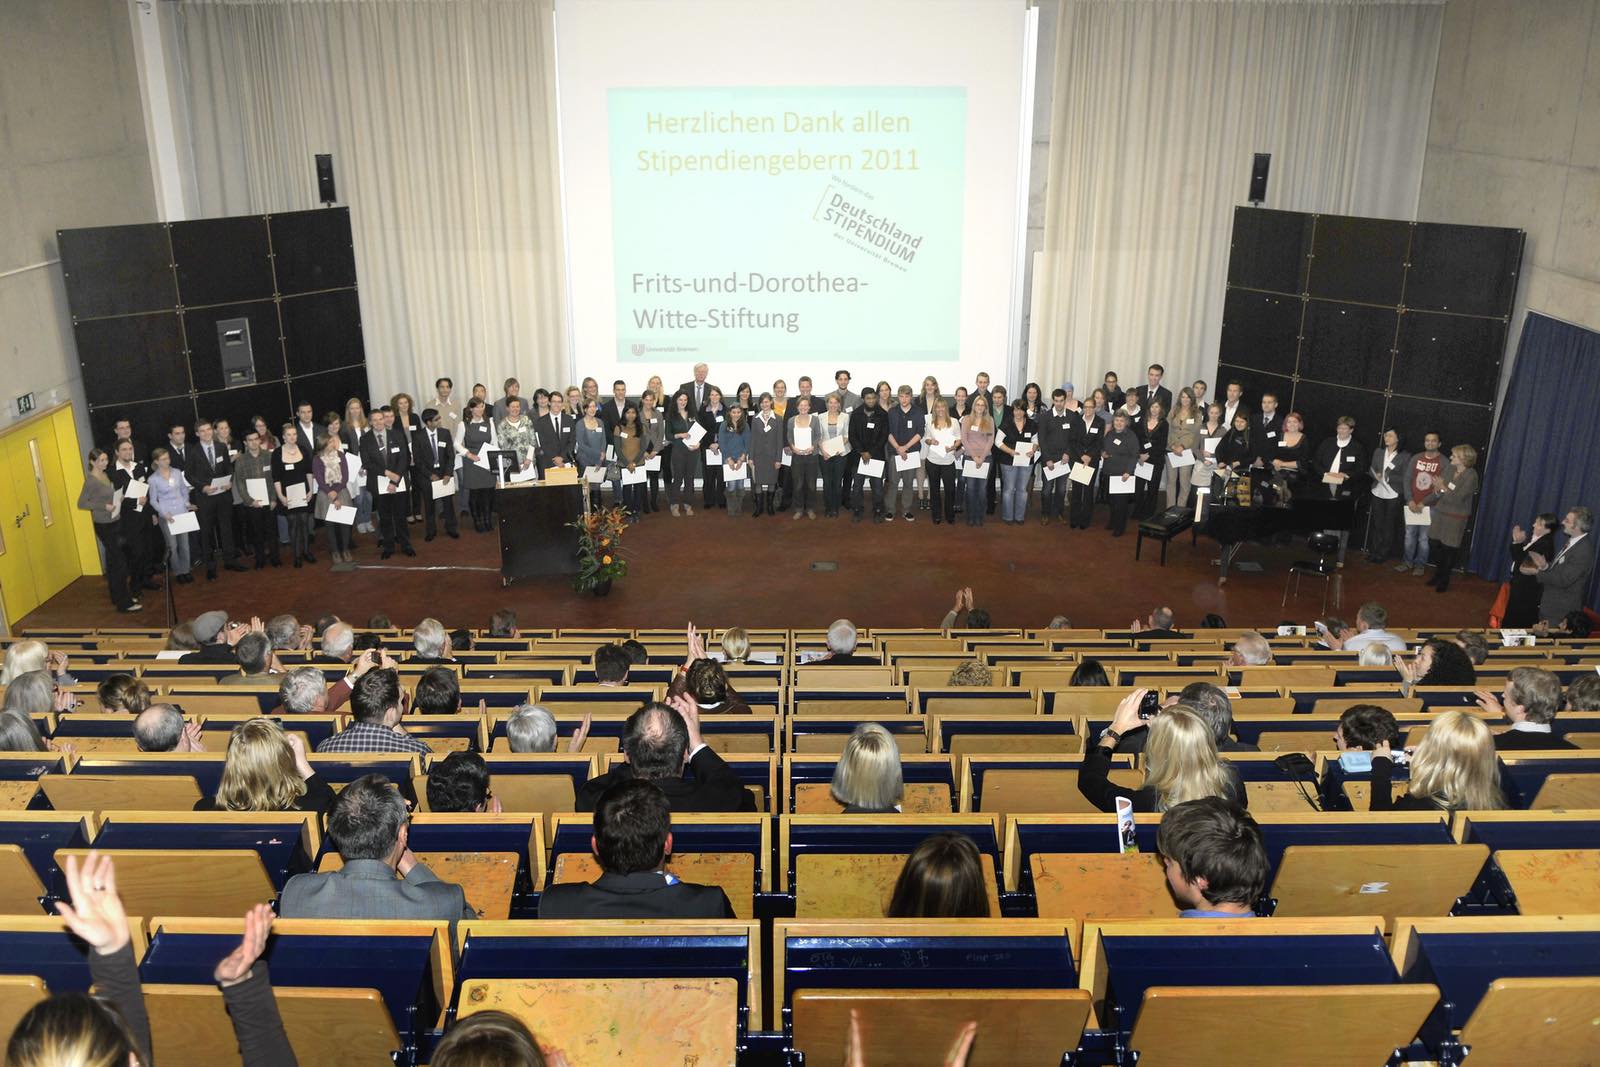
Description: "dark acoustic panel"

(170, 216), (275, 308)
(89, 395), (196, 459)
(288, 365), (372, 421)
(1393, 312), (1506, 405)
(1284, 379), (1388, 449)
(57, 224), (175, 319)
(280, 289), (364, 377)
(1307, 215), (1409, 305)
(183, 301), (285, 393)
(1384, 396), (1494, 457)
(1406, 223), (1523, 317)
(74, 312), (189, 407)
(270, 208), (357, 295)
(1218, 289), (1302, 376)
(193, 381), (294, 445)
(1298, 300), (1398, 389)
(1226, 208), (1312, 294)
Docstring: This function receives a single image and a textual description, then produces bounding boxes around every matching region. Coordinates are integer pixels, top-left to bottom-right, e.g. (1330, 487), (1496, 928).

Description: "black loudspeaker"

(1248, 153), (1271, 205)
(315, 153), (337, 205)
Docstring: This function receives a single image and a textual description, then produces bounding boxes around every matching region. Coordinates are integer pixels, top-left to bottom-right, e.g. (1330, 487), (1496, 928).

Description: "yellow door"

(0, 433), (42, 621)
(0, 405), (97, 626)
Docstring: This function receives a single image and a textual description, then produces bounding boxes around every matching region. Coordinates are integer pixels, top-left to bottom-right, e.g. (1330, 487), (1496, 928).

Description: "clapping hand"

(285, 732), (315, 778)
(213, 903), (274, 987)
(1474, 689), (1504, 717)
(55, 852), (130, 957)
(178, 720), (207, 753)
(566, 713), (593, 753)
(1527, 551), (1547, 570)
(1510, 525), (1526, 544)
(666, 691), (704, 750)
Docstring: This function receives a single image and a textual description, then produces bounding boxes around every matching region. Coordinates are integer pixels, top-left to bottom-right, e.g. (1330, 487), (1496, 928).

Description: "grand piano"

(1202, 471), (1357, 582)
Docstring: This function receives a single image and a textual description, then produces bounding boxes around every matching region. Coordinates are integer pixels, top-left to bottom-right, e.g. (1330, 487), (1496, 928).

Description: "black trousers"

(118, 512), (151, 582)
(791, 455), (819, 512)
(376, 491), (411, 550)
(423, 481), (459, 537)
(1069, 470), (1098, 528)
(94, 523), (133, 609)
(703, 464), (725, 508)
(196, 494), (236, 571)
(986, 460), (1001, 513)
(242, 504), (275, 563)
(852, 471), (886, 514)
(1429, 539), (1460, 589)
(1041, 470), (1068, 519)
(1109, 497), (1133, 534)
(1368, 496), (1401, 560)
(469, 488), (495, 529)
(822, 455), (848, 512)
(928, 463), (957, 522)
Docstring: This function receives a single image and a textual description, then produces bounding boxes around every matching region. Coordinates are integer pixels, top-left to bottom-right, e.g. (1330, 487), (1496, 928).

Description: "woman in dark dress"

(459, 396), (498, 532)
(1133, 400), (1169, 520)
(1504, 513), (1557, 627)
(1267, 411), (1311, 502)
(272, 424), (315, 567)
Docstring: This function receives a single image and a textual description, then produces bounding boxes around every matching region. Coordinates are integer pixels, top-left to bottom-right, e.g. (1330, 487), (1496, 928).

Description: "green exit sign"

(15, 393), (33, 415)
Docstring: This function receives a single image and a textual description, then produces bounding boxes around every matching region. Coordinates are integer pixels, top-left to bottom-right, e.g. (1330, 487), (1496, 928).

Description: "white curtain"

(174, 0), (568, 403)
(1030, 0), (1444, 396)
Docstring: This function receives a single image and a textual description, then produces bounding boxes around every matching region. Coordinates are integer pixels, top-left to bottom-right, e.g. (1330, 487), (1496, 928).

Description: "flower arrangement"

(570, 505), (629, 594)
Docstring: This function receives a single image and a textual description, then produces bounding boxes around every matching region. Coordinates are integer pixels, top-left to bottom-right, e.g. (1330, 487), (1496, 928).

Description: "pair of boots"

(750, 490), (775, 517)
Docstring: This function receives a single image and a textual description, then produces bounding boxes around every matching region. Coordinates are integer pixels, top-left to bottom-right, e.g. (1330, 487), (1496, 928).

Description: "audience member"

(594, 643), (632, 686)
(1, 640), (74, 685)
(1111, 684), (1255, 754)
(427, 752), (501, 813)
(1475, 667), (1578, 750)
(620, 638), (650, 665)
(414, 665), (473, 715)
(505, 704), (593, 753)
(947, 660), (993, 686)
(133, 704), (205, 753)
(430, 1011), (551, 1067)
(165, 622), (201, 652)
(886, 832), (990, 918)
(316, 669), (431, 755)
(320, 622), (356, 663)
(575, 697), (754, 812)
(1047, 615), (1073, 629)
(1370, 710), (1503, 811)
(275, 664), (356, 715)
(487, 608), (520, 638)
(1080, 695), (1244, 812)
(1127, 607), (1185, 639)
(96, 674), (152, 714)
(1335, 602), (1406, 653)
(411, 618), (453, 663)
(1453, 630), (1490, 666)
(814, 619), (879, 664)
(1528, 506), (1595, 625)
(1567, 674), (1600, 712)
(830, 723), (904, 813)
(266, 613), (311, 651)
(220, 632), (279, 685)
(1155, 797), (1267, 918)
(368, 613), (393, 628)
(1, 671), (70, 716)
(1399, 638), (1476, 689)
(1199, 613), (1228, 629)
(1334, 704), (1402, 751)
(180, 610), (251, 664)
(538, 780), (734, 919)
(280, 774), (475, 921)
(1356, 644), (1394, 667)
(0, 711), (50, 752)
(1070, 659), (1110, 686)
(1228, 632), (1273, 666)
(196, 718), (335, 814)
(719, 626), (751, 663)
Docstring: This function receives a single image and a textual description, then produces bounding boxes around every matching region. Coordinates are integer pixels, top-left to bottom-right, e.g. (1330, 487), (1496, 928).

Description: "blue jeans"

(963, 473), (987, 524)
(1403, 522), (1430, 566)
(162, 522), (191, 575)
(1001, 463), (1031, 522)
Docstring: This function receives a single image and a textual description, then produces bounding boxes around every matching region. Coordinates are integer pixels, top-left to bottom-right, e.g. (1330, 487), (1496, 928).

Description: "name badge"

(715, 415), (724, 423)
(1344, 456), (1355, 464)
(762, 423), (772, 433)
(1089, 427), (1100, 434)
(1278, 440), (1290, 448)
(1058, 420), (1068, 429)
(388, 446), (400, 454)
(1112, 437), (1122, 445)
(1447, 482), (1456, 491)
(1267, 431), (1277, 438)
(865, 421), (875, 429)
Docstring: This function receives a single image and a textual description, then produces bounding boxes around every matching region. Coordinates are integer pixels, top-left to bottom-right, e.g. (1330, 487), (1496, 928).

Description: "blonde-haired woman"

(1370, 709), (1503, 812)
(720, 627), (751, 664)
(1078, 692), (1244, 812)
(391, 392), (424, 522)
(959, 394), (995, 526)
(830, 723), (904, 813)
(1166, 387), (1201, 510)
(1422, 443), (1479, 593)
(195, 718), (335, 815)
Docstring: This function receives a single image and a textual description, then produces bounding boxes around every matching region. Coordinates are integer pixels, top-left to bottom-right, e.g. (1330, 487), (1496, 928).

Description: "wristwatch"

(1099, 727), (1122, 744)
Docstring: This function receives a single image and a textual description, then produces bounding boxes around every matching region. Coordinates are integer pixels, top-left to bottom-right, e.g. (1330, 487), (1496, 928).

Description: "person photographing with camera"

(1077, 688), (1246, 812)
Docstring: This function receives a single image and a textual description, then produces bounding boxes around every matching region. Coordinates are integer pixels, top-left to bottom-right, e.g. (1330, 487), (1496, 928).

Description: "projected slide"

(610, 87), (966, 364)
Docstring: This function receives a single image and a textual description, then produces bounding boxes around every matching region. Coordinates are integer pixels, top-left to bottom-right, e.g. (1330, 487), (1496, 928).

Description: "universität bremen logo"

(631, 343), (648, 356)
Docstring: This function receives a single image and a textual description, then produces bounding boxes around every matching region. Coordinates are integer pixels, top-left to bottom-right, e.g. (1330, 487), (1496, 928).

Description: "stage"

(22, 507), (1498, 634)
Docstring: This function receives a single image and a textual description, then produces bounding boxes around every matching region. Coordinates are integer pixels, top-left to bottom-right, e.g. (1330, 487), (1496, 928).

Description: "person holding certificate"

(786, 395), (822, 519)
(1165, 388), (1201, 511)
(696, 387), (728, 511)
(849, 389), (890, 523)
(747, 391), (785, 517)
(78, 448), (139, 611)
(1266, 411), (1309, 503)
(667, 390), (701, 516)
(640, 389), (666, 513)
(574, 399), (610, 511)
(186, 418), (246, 580)
(958, 395), (995, 527)
(995, 400), (1037, 525)
(718, 404), (752, 516)
(361, 409), (415, 559)
(1037, 389), (1072, 526)
(886, 386), (925, 522)
(613, 404), (649, 519)
(459, 397), (498, 533)
(313, 430), (356, 564)
(1133, 400), (1168, 521)
(232, 427), (278, 568)
(1067, 396), (1104, 529)
(272, 425), (316, 568)
(924, 401), (962, 525)
(1364, 428), (1408, 565)
(819, 394), (853, 518)
(1102, 412), (1141, 537)
(149, 447), (197, 582)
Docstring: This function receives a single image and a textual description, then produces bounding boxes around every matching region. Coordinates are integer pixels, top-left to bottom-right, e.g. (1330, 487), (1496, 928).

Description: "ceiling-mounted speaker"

(315, 153), (337, 205)
(1248, 153), (1271, 206)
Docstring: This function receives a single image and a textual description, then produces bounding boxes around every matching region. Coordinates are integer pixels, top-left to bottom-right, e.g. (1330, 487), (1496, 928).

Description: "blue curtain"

(1469, 312), (1600, 610)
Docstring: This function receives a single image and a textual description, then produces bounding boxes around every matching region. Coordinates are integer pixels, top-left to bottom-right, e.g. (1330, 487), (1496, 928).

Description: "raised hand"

(55, 852), (130, 956)
(566, 713), (594, 753)
(214, 903), (275, 987)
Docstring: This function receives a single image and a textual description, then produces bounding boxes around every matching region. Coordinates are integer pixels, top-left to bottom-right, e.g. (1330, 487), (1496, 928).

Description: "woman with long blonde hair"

(198, 717), (334, 814)
(1079, 694), (1243, 812)
(959, 394), (995, 526)
(830, 723), (904, 813)
(1371, 710), (1503, 811)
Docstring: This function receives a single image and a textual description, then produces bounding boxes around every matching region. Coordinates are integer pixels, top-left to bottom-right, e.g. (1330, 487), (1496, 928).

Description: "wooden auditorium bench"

(780, 814), (1003, 918)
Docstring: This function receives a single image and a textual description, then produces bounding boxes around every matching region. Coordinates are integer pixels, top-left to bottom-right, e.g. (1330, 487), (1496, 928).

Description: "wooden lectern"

(496, 481), (583, 585)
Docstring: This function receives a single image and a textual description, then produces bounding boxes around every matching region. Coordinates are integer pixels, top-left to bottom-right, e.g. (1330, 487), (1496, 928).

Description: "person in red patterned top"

(1397, 431), (1443, 577)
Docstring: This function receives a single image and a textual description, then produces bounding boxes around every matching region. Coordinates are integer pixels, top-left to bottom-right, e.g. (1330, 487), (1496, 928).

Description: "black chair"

(1281, 531), (1343, 613)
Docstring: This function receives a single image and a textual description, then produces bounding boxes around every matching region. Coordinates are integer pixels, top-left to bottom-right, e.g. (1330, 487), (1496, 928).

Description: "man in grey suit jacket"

(1529, 507), (1595, 625)
(279, 773), (475, 922)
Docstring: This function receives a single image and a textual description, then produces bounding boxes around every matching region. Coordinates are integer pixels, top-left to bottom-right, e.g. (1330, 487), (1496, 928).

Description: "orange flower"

(601, 554), (612, 564)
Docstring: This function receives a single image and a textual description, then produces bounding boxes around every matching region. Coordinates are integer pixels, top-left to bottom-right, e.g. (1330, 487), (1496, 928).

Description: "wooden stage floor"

(21, 507), (1496, 634)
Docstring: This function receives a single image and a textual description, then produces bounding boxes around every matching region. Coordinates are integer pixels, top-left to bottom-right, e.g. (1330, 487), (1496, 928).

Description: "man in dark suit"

(539, 780), (735, 919)
(185, 418), (248, 580)
(361, 407), (414, 558)
(533, 393), (574, 474)
(1132, 363), (1173, 417)
(600, 379), (635, 435)
(678, 363), (718, 417)
(1478, 667), (1579, 751)
(1115, 606), (1188, 640)
(414, 409), (459, 541)
(575, 697), (755, 812)
(293, 401), (324, 452)
(1251, 391), (1285, 470)
(1530, 507), (1595, 625)
(280, 773), (476, 921)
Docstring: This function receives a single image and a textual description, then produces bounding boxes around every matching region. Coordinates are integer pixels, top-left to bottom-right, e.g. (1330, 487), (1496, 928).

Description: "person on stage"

(187, 417), (247, 580)
(827, 369), (855, 414)
(678, 362), (716, 416)
(340, 399), (373, 533)
(718, 404), (751, 517)
(959, 394), (995, 528)
(78, 448), (139, 612)
(1038, 388), (1073, 526)
(734, 381), (754, 415)
(1193, 401), (1227, 520)
(1249, 391), (1284, 476)
(233, 428), (277, 567)
(531, 392), (570, 475)
(459, 396), (498, 533)
(819, 393), (853, 518)
(1166, 388), (1201, 511)
(272, 426), (315, 567)
(995, 400), (1037, 526)
(1315, 416), (1367, 498)
(850, 388), (891, 524)
(1214, 411), (1253, 478)
(914, 376), (944, 510)
(360, 409), (414, 560)
(667, 390), (701, 516)
(1101, 371), (1125, 413)
(886, 386), (925, 522)
(613, 403), (648, 520)
(391, 392), (424, 524)
(1422, 444), (1479, 593)
(1398, 432), (1445, 576)
(149, 447), (196, 582)
(1365, 428), (1408, 565)
(1266, 410), (1309, 502)
(1133, 363), (1173, 416)
(787, 395), (822, 520)
(1103, 412), (1141, 537)
(748, 391), (784, 518)
(639, 389), (666, 514)
(1133, 399), (1168, 521)
(110, 438), (157, 589)
(985, 385), (1009, 515)
(417, 408), (461, 541)
(696, 387), (728, 511)
(313, 427), (356, 563)
(1505, 513), (1557, 627)
(575, 398), (609, 511)
(924, 400), (961, 525)
(1067, 395), (1104, 529)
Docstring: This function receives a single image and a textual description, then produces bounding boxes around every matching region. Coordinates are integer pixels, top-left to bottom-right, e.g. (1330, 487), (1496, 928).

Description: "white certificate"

(1202, 437), (1221, 454)
(724, 464), (748, 484)
(1371, 479), (1398, 500)
(111, 489), (124, 511)
(209, 474), (232, 492)
(962, 461), (989, 479)
(685, 422), (707, 447)
(1320, 472), (1345, 486)
(1069, 463), (1096, 485)
(821, 436), (846, 458)
(856, 457), (885, 479)
(793, 425), (813, 451)
(1010, 451), (1032, 468)
(1108, 475), (1137, 495)
(285, 483), (308, 508)
(1168, 449), (1196, 468)
(167, 510), (200, 534)
(896, 450), (922, 473)
(245, 478), (269, 504)
(503, 465), (534, 484)
(586, 466), (607, 484)
(378, 477), (406, 496)
(1135, 462), (1155, 481)
(347, 456), (363, 486)
(471, 450), (492, 471)
(325, 504), (357, 526)
(645, 455), (662, 472)
(780, 451), (793, 467)
(1044, 462), (1072, 481)
(621, 466), (647, 485)
(126, 479), (149, 500)
(432, 477), (457, 498)
(1404, 506), (1432, 526)
(704, 449), (724, 468)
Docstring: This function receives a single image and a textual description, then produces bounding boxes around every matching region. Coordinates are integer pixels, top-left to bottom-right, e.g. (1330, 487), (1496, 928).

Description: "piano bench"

(1136, 508), (1196, 565)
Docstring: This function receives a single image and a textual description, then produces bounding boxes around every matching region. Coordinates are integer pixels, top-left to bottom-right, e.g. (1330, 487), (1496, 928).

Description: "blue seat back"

(0, 928), (97, 991)
(71, 757), (227, 796)
(1500, 758), (1600, 807)
(1403, 928), (1600, 1032)
(0, 817), (92, 887)
(786, 759), (953, 809)
(1459, 816), (1600, 852)
(93, 816), (314, 890)
(406, 820), (539, 913)
(547, 819), (764, 891)
(935, 717), (1077, 753)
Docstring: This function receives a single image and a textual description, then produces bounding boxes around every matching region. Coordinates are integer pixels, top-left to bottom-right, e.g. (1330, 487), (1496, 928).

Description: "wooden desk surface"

(1495, 849), (1600, 915)
(144, 984), (400, 1067)
(553, 852), (756, 919)
(795, 853), (1001, 918)
(0, 976), (47, 1054)
(319, 850), (517, 920)
(0, 781), (38, 810)
(792, 782), (951, 815)
(1032, 853), (1178, 925)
